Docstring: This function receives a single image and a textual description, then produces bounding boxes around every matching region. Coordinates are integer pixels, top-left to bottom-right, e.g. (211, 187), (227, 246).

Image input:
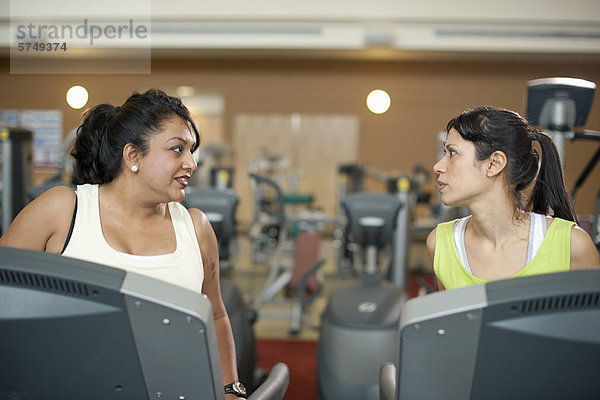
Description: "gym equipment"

(0, 246), (289, 400)
(318, 192), (406, 400)
(0, 127), (33, 234)
(249, 150), (317, 266)
(526, 77), (599, 198)
(526, 77), (600, 251)
(191, 143), (235, 190)
(249, 172), (328, 335)
(380, 269), (600, 400)
(334, 163), (367, 276)
(220, 278), (258, 392)
(182, 187), (258, 390)
(594, 189), (600, 249)
(335, 163), (430, 283)
(25, 127), (77, 202)
(249, 148), (306, 196)
(183, 187), (240, 272)
(526, 77), (596, 167)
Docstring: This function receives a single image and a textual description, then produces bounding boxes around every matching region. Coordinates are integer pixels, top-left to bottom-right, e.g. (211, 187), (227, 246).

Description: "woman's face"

(433, 129), (489, 207)
(138, 116), (198, 203)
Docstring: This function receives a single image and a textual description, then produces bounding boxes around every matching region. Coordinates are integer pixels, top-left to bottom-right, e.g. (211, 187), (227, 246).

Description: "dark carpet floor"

(256, 339), (319, 400)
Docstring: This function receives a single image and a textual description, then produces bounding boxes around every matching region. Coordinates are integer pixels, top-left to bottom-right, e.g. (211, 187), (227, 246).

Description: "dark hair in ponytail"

(446, 106), (577, 222)
(528, 130), (577, 222)
(71, 89), (200, 184)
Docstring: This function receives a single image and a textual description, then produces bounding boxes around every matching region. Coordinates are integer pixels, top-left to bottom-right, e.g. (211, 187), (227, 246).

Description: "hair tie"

(114, 106), (120, 113)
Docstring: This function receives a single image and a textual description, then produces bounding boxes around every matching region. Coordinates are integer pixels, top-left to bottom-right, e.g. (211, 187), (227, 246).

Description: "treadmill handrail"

(248, 362), (290, 400)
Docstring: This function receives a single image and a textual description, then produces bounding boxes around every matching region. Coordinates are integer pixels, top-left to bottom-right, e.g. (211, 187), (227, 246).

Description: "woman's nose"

(186, 153), (198, 171)
(433, 158), (444, 174)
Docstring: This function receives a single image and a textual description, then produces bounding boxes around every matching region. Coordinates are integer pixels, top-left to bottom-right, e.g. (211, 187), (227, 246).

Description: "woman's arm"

(426, 228), (445, 290)
(0, 186), (75, 253)
(188, 208), (244, 399)
(570, 225), (600, 270)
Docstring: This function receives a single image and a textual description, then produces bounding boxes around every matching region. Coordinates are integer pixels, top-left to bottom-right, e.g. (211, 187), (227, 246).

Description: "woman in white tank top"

(0, 90), (246, 399)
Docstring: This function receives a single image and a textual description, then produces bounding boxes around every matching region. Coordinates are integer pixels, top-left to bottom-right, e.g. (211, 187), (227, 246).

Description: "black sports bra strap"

(60, 193), (78, 255)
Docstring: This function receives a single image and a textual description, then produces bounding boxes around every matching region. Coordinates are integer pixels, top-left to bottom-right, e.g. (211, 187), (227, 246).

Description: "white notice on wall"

(20, 110), (63, 169)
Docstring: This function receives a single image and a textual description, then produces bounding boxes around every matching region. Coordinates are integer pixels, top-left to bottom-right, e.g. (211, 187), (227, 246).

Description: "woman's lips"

(175, 176), (189, 187)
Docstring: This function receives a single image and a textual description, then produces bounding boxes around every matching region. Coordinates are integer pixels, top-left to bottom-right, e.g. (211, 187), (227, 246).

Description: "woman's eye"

(447, 149), (456, 157)
(171, 146), (183, 154)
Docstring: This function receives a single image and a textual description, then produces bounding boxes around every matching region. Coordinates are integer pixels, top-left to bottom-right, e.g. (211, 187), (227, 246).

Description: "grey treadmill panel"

(397, 284), (487, 399)
(0, 248), (145, 399)
(471, 270), (600, 400)
(400, 283), (487, 327)
(0, 247), (226, 400)
(122, 272), (224, 400)
(395, 270), (600, 400)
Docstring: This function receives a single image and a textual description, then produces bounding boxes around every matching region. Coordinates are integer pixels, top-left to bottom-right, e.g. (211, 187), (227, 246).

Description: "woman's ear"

(123, 143), (141, 171)
(486, 150), (507, 178)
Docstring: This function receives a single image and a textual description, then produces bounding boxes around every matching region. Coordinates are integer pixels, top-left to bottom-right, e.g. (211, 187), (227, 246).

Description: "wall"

(0, 54), (599, 220)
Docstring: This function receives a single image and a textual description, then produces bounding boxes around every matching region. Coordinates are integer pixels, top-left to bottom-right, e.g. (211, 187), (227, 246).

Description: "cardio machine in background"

(317, 191), (406, 400)
(526, 77), (600, 252)
(0, 127), (33, 235)
(334, 163), (431, 286)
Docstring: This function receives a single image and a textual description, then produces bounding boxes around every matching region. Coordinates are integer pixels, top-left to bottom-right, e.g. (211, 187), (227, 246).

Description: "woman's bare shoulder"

(569, 225), (599, 269)
(0, 185), (76, 251)
(33, 186), (77, 220)
(15, 185), (76, 224)
(39, 185), (77, 204)
(186, 207), (211, 237)
(426, 227), (437, 252)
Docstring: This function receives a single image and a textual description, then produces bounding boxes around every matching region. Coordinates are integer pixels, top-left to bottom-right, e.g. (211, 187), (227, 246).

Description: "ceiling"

(1, 0), (599, 62)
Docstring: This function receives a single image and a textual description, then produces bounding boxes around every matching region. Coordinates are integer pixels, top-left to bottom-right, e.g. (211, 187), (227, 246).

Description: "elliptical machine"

(317, 192), (406, 400)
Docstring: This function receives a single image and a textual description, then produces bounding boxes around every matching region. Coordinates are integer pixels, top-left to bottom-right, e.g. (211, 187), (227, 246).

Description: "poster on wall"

(0, 110), (63, 169)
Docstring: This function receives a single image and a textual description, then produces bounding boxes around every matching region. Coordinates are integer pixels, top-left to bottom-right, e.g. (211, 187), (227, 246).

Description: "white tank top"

(62, 184), (204, 293)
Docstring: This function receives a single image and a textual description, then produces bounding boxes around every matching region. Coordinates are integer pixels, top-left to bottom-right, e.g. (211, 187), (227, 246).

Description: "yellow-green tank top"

(434, 217), (574, 290)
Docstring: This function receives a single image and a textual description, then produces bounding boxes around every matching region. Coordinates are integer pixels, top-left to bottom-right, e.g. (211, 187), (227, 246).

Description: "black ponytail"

(71, 89), (200, 184)
(528, 131), (577, 222)
(71, 104), (120, 184)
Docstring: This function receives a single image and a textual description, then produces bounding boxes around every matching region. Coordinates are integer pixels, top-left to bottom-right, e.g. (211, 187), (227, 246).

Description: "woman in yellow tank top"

(427, 106), (599, 290)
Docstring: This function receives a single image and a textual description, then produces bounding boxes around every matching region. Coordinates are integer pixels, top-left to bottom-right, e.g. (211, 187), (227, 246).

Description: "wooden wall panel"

(232, 113), (358, 222)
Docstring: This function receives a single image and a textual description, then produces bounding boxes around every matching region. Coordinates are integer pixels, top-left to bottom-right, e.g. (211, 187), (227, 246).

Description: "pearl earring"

(131, 165), (138, 173)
